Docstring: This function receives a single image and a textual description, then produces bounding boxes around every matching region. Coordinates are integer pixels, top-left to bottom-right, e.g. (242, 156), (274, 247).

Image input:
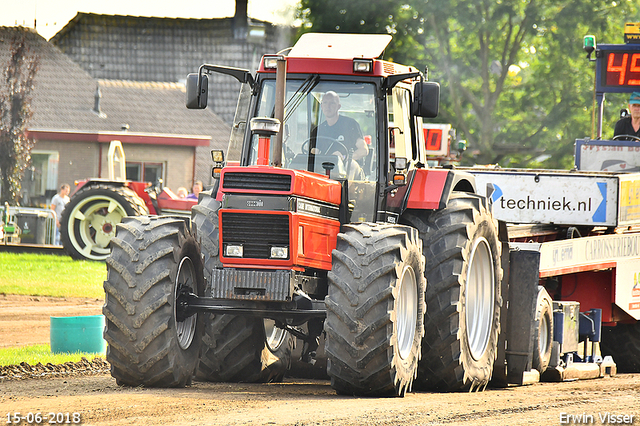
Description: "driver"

(312, 91), (369, 161)
(613, 92), (640, 140)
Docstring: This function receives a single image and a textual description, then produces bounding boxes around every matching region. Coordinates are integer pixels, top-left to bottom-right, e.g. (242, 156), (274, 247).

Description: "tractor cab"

(187, 33), (440, 224)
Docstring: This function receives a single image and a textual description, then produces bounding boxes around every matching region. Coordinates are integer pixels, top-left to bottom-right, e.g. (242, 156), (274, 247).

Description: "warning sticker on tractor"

(470, 170), (618, 226)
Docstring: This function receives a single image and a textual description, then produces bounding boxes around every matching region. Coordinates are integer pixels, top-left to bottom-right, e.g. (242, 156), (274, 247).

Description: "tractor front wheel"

(325, 223), (426, 397)
(103, 216), (204, 387)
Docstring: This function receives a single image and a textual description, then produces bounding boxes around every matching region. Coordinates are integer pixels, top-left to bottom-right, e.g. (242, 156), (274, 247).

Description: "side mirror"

(413, 81), (440, 118)
(186, 73), (208, 109)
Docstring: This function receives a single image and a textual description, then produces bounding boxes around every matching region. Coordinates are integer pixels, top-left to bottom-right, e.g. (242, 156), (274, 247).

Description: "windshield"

(249, 80), (378, 183)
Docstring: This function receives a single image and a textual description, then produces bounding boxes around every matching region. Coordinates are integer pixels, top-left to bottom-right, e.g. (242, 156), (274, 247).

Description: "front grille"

(223, 172), (292, 191)
(210, 269), (294, 301)
(221, 212), (290, 259)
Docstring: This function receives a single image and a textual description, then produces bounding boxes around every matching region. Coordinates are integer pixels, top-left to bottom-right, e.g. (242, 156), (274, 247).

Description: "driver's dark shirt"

(312, 115), (363, 151)
(613, 117), (640, 139)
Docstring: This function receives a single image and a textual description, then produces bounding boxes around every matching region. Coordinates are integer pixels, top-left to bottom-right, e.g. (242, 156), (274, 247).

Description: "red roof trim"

(259, 57), (415, 77)
(26, 129), (210, 147)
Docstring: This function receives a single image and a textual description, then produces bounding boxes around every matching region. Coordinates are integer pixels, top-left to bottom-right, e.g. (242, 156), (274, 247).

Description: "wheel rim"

(67, 195), (128, 260)
(465, 237), (495, 361)
(264, 319), (287, 352)
(175, 256), (198, 350)
(397, 265), (418, 360)
(540, 312), (550, 358)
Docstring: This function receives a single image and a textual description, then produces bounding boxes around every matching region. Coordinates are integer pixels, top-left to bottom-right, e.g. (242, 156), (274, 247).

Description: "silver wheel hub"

(264, 319), (287, 352)
(397, 265), (418, 360)
(540, 313), (550, 357)
(465, 237), (495, 361)
(175, 256), (197, 350)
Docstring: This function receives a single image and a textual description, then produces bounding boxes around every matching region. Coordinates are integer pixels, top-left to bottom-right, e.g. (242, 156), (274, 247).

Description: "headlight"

(263, 54), (285, 69)
(225, 245), (243, 257)
(353, 58), (373, 73)
(270, 246), (288, 259)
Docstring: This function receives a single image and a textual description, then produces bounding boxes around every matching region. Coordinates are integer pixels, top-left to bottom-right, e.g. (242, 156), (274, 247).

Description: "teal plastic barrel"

(50, 315), (107, 354)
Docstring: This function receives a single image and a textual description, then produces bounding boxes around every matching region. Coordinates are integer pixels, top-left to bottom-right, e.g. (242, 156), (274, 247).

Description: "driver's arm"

(353, 137), (368, 161)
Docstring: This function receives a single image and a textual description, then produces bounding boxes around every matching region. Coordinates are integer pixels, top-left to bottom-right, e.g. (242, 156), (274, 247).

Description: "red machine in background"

(60, 140), (196, 261)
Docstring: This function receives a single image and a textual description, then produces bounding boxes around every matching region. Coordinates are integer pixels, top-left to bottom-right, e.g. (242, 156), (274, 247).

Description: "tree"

(0, 28), (39, 205)
(297, 0), (639, 167)
(298, 0), (401, 34)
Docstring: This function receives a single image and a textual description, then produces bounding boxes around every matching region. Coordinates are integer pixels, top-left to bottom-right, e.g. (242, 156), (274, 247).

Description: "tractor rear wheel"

(191, 189), (222, 275)
(103, 216), (204, 387)
(192, 190), (293, 383)
(402, 193), (502, 392)
(196, 315), (293, 383)
(61, 184), (148, 261)
(601, 322), (640, 372)
(325, 223), (425, 397)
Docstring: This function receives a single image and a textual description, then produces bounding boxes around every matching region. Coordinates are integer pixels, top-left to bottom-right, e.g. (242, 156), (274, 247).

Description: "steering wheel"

(612, 134), (640, 142)
(301, 136), (349, 159)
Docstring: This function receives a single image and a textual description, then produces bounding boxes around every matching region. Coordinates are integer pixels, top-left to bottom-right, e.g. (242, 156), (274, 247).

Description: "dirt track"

(0, 295), (104, 348)
(1, 295), (639, 426)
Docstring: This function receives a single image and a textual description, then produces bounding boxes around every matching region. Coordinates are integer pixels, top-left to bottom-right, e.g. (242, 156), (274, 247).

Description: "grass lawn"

(0, 252), (107, 366)
(0, 252), (106, 299)
(0, 344), (104, 367)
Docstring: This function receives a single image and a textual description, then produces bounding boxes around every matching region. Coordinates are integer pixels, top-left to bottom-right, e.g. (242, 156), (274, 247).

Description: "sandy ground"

(1, 294), (639, 426)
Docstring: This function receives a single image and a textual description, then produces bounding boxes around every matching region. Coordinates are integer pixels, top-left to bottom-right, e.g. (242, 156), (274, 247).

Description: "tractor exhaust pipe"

(272, 57), (287, 167)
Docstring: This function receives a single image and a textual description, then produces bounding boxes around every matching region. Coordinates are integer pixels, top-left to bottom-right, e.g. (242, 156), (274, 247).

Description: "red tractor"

(60, 141), (196, 261)
(102, 33), (503, 396)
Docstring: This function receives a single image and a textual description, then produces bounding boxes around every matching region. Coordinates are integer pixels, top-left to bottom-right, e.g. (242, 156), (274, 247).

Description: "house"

(0, 26), (229, 207)
(49, 1), (294, 125)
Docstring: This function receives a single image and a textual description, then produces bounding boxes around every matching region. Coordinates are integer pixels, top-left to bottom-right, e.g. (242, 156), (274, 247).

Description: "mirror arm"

(199, 64), (255, 91)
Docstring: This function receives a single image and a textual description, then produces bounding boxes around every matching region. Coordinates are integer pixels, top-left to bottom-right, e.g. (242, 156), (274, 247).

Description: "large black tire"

(402, 193), (502, 392)
(61, 184), (148, 261)
(103, 216), (204, 387)
(192, 190), (293, 383)
(532, 286), (553, 374)
(325, 223), (426, 397)
(601, 322), (640, 372)
(191, 189), (222, 276)
(195, 315), (293, 383)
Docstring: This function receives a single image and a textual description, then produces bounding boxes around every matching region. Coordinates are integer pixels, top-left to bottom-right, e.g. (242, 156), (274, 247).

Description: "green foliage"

(298, 0), (400, 35)
(0, 253), (106, 299)
(296, 0), (640, 168)
(0, 344), (104, 367)
(0, 28), (39, 205)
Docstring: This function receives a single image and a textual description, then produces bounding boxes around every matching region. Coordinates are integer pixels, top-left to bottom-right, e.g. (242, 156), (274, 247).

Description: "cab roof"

(288, 33), (393, 59)
(258, 33), (415, 77)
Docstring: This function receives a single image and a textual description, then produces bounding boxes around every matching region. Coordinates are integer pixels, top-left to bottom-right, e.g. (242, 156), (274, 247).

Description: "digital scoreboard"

(595, 24), (640, 93)
(600, 49), (640, 89)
